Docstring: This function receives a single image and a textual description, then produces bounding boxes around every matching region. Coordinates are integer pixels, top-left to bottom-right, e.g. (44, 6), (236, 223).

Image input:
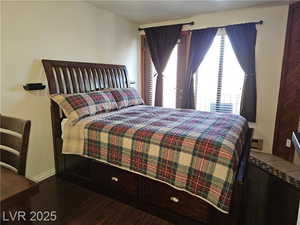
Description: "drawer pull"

(111, 176), (119, 182)
(170, 196), (179, 203)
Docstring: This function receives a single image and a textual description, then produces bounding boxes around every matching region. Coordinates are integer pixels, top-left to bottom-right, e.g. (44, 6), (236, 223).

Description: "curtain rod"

(138, 20), (263, 32)
(211, 20), (263, 30)
(138, 21), (194, 31)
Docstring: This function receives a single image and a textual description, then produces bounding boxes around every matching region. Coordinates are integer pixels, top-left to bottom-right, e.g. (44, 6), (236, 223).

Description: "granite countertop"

(249, 151), (300, 190)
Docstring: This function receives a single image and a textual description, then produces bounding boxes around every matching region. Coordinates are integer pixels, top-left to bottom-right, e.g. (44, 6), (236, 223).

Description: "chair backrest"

(0, 114), (31, 176)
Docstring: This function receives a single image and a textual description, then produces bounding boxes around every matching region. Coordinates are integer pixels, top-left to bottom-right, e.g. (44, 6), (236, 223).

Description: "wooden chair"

(0, 114), (31, 176)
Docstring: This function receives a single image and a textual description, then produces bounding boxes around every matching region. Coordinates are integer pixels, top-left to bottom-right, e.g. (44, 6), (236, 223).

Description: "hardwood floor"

(6, 163), (298, 225)
(29, 177), (173, 225)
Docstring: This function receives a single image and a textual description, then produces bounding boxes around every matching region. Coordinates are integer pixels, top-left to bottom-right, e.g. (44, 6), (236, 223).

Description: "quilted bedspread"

(62, 105), (248, 213)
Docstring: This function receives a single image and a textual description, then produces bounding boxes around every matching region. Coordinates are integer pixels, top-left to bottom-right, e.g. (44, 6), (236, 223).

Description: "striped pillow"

(51, 91), (118, 122)
(110, 88), (144, 109)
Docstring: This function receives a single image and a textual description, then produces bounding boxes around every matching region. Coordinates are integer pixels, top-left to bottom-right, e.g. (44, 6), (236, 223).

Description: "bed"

(42, 59), (253, 225)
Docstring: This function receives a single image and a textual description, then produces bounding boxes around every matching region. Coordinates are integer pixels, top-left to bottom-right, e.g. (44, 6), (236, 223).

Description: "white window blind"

(195, 29), (244, 114)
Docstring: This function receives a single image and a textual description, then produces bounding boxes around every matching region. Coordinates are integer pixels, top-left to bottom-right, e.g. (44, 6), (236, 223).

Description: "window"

(195, 29), (244, 114)
(151, 45), (178, 108)
(162, 45), (178, 108)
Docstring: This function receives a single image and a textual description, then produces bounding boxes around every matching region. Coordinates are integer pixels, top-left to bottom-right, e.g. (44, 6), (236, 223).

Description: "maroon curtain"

(182, 27), (218, 109)
(226, 23), (257, 122)
(144, 24), (183, 106)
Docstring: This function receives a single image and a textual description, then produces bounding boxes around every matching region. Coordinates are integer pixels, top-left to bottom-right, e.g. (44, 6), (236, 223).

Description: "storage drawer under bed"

(142, 178), (212, 223)
(90, 161), (139, 199)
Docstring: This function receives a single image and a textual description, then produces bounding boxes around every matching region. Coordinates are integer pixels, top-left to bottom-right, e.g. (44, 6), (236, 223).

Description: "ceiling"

(89, 1), (288, 24)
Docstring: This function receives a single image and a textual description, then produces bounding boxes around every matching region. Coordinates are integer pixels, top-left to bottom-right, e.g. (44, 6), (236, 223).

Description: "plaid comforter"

(63, 105), (248, 213)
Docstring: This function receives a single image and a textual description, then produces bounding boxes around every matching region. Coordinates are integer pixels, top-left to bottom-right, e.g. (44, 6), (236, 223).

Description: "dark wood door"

(273, 2), (300, 161)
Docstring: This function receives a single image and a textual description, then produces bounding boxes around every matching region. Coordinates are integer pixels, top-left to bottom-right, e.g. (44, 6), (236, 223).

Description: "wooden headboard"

(42, 59), (129, 94)
(42, 59), (129, 175)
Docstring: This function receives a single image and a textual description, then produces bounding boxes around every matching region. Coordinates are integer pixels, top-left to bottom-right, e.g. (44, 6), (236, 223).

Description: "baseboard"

(28, 168), (56, 182)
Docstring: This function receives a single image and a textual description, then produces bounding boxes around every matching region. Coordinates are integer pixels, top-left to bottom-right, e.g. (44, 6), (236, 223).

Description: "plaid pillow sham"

(110, 88), (144, 109)
(51, 91), (118, 122)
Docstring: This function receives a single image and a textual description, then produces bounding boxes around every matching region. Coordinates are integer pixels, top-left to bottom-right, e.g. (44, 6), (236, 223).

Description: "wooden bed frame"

(42, 59), (253, 225)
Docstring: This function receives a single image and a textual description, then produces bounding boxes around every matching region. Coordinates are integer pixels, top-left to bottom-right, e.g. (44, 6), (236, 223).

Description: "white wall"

(1, 1), (139, 180)
(141, 5), (289, 155)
